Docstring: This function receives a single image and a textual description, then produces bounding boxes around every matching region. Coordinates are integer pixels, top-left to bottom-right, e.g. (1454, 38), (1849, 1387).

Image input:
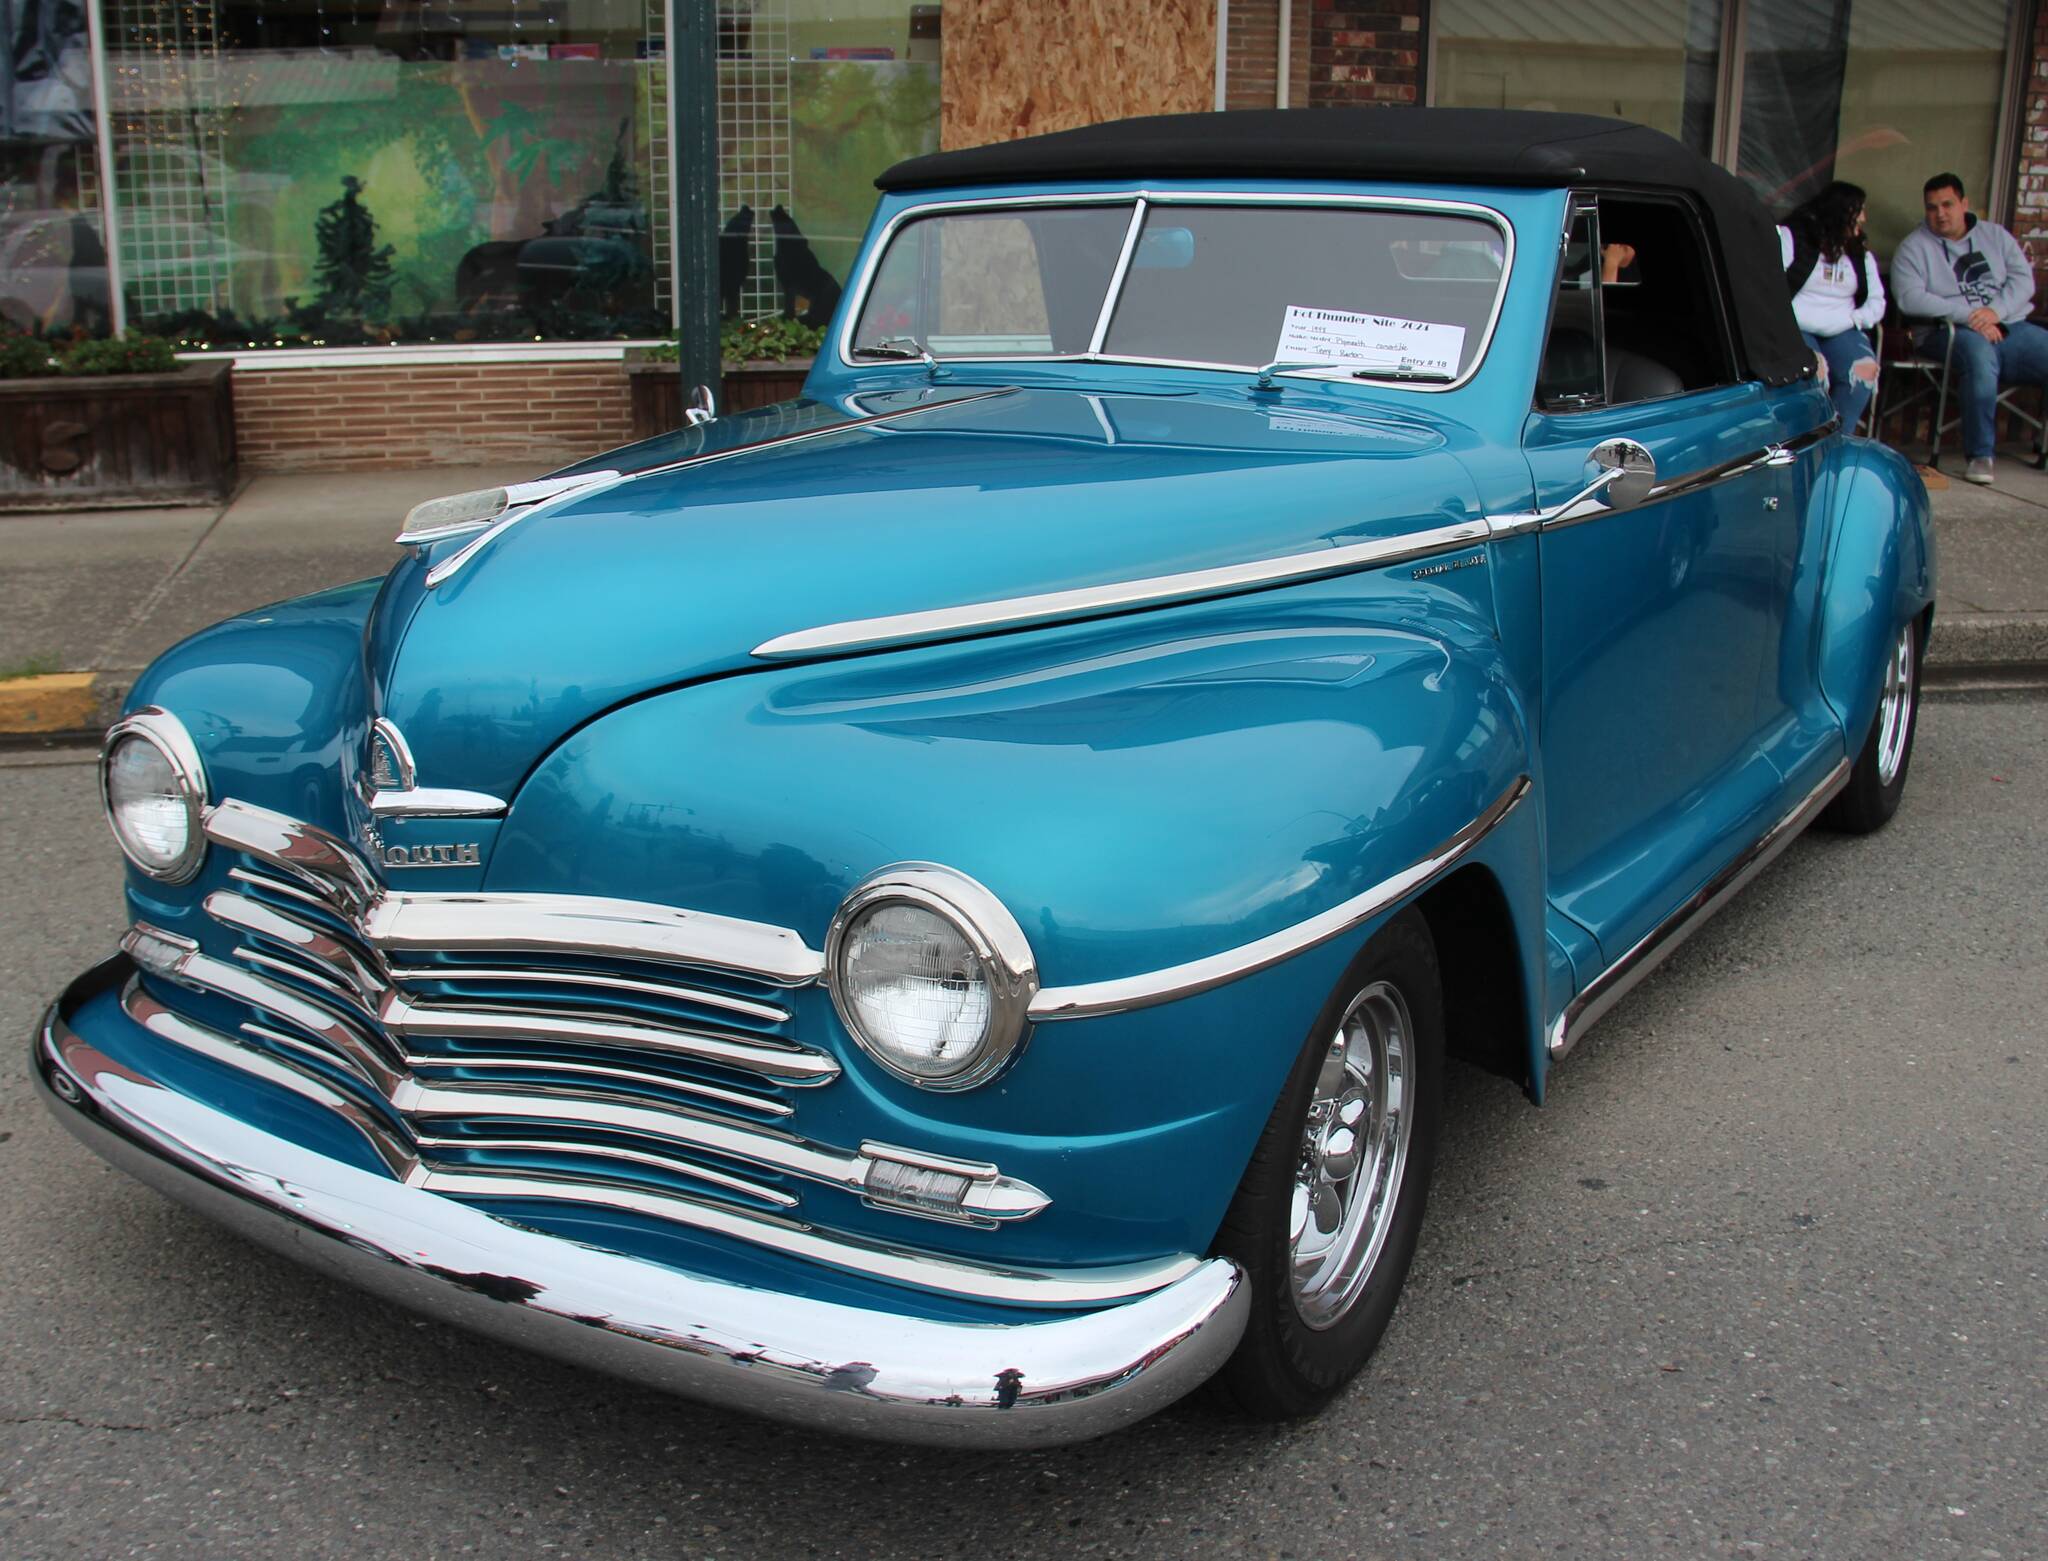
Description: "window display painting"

(117, 49), (668, 348)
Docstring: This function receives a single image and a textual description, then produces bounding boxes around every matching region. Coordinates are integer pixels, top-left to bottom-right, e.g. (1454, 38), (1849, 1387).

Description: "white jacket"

(1777, 227), (1886, 337)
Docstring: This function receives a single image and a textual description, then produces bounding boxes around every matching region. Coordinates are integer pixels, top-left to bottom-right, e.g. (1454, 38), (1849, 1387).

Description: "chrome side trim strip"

(366, 891), (825, 987)
(753, 518), (1494, 659)
(367, 787), (508, 819)
(39, 990), (1247, 1446)
(1031, 775), (1530, 1020)
(1489, 417), (1841, 539)
(1547, 756), (1851, 1060)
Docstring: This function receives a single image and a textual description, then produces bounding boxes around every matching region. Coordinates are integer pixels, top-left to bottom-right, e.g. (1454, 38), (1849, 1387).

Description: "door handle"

(1763, 445), (1796, 467)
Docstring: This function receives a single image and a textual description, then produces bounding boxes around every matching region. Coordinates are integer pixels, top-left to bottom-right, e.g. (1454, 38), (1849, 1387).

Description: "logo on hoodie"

(1952, 248), (1996, 308)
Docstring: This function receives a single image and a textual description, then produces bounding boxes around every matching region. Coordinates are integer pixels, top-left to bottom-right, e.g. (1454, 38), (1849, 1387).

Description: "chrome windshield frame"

(835, 188), (1518, 395)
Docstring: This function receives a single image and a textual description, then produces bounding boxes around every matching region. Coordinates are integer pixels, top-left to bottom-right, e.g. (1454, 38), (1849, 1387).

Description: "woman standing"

(1779, 182), (1887, 434)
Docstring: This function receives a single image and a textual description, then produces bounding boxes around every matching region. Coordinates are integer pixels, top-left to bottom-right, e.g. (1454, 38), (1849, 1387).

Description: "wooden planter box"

(0, 360), (237, 510)
(627, 357), (814, 440)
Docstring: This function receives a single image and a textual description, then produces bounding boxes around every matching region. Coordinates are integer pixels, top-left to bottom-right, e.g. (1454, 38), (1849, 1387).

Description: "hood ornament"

(361, 717), (506, 823)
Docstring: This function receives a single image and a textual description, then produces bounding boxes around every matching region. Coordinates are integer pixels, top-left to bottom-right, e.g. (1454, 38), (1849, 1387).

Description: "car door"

(1528, 194), (1799, 968)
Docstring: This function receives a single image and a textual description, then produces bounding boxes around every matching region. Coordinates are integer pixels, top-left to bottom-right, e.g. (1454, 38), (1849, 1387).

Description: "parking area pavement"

(2, 692), (2043, 1559)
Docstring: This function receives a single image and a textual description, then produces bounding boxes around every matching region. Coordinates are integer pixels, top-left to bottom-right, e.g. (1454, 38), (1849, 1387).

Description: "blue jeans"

(1917, 318), (2048, 458)
(1803, 328), (1878, 434)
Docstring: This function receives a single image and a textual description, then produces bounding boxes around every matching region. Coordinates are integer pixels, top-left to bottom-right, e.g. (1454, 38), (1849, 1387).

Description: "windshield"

(848, 199), (1509, 382)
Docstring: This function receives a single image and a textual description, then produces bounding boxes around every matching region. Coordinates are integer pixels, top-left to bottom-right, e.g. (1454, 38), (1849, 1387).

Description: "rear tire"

(1822, 616), (1922, 834)
(1207, 909), (1444, 1421)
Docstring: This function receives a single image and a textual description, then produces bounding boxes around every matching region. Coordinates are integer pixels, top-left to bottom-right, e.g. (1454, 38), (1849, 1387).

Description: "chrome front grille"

(110, 797), (1104, 1305)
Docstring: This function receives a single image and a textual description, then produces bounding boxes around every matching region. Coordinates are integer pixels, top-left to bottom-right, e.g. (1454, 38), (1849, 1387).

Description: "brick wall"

(1224, 0), (1313, 111)
(2012, 1), (2048, 268)
(232, 361), (636, 474)
(1308, 3), (1426, 107)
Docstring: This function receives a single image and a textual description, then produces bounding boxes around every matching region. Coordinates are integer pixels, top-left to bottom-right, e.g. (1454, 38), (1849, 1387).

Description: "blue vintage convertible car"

(35, 110), (1933, 1446)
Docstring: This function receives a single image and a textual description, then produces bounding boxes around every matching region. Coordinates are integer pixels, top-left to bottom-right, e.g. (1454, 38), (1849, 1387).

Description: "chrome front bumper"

(32, 965), (1249, 1449)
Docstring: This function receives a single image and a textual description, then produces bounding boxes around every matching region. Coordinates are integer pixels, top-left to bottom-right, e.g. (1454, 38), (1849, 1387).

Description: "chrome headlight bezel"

(824, 864), (1038, 1092)
(98, 706), (209, 884)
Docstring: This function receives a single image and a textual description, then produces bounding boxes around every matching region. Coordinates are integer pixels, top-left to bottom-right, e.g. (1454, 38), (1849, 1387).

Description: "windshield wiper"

(1251, 358), (1456, 391)
(1347, 364), (1456, 384)
(852, 336), (936, 372)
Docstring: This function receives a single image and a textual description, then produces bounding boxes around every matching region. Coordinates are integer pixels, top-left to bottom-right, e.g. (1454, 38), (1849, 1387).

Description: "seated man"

(1892, 172), (2048, 484)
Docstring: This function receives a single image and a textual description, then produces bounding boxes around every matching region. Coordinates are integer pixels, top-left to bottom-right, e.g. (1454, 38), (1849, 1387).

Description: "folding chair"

(1877, 316), (2048, 471)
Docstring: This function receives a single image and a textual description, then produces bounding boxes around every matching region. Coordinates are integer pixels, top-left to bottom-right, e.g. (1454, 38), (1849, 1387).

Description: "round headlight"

(826, 865), (1038, 1091)
(99, 708), (208, 883)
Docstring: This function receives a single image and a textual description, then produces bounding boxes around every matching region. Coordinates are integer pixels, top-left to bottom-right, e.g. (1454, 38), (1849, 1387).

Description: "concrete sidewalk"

(2, 451), (2044, 737)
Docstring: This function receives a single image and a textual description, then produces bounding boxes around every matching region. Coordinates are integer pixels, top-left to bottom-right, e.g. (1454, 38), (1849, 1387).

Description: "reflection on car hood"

(369, 384), (1482, 801)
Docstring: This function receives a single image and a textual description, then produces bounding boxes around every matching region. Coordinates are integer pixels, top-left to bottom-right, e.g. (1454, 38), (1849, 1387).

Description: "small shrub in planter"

(629, 318), (823, 436)
(1, 330), (236, 510)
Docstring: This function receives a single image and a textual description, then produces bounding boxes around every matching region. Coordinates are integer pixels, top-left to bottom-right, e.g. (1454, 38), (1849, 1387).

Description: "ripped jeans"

(1803, 328), (1879, 434)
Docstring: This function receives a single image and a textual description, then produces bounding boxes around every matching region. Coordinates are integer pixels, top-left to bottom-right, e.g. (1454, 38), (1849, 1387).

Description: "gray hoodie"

(1891, 214), (2036, 324)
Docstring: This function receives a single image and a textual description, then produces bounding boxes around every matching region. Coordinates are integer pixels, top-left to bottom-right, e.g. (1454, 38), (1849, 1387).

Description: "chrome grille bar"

(117, 986), (1122, 1304)
(363, 892), (824, 987)
(378, 991), (838, 1085)
(387, 962), (791, 1027)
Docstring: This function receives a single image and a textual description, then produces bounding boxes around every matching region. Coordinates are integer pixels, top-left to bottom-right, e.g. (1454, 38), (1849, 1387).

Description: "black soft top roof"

(879, 109), (1814, 390)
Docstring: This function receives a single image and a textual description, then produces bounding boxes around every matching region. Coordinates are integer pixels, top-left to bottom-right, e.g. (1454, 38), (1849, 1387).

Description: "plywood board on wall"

(943, 0), (1216, 149)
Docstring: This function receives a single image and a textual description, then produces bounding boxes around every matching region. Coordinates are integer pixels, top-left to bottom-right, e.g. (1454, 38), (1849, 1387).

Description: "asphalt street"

(1, 695), (2042, 1561)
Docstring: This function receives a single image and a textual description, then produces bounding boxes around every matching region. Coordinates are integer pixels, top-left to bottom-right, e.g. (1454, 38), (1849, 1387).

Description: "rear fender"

(1816, 440), (1935, 742)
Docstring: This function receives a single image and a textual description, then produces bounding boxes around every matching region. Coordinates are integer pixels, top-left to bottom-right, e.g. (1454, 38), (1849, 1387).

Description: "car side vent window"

(1538, 204), (1605, 411)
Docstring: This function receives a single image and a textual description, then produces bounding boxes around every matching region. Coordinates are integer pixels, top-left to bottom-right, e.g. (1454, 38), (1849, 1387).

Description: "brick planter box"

(627, 357), (813, 440)
(0, 360), (236, 510)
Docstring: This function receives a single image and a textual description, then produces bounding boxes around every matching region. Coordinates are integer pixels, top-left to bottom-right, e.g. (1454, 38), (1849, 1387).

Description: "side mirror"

(1587, 438), (1655, 510)
(685, 383), (717, 427)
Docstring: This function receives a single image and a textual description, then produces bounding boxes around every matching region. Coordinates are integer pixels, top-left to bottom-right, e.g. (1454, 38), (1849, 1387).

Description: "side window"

(1537, 202), (1604, 411)
(1595, 197), (1741, 404)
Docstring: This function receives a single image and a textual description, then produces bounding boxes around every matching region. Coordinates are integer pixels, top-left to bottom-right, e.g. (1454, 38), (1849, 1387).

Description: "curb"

(0, 673), (106, 738)
(1926, 610), (2048, 673)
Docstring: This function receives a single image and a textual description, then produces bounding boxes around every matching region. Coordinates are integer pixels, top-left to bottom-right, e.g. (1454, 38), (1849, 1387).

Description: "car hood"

(368, 383), (1486, 801)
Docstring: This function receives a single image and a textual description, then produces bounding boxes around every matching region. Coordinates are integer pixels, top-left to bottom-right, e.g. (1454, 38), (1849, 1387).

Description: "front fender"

(488, 572), (1532, 1266)
(1817, 439), (1935, 743)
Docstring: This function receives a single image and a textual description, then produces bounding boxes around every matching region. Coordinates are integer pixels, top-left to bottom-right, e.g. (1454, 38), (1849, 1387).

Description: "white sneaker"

(1966, 457), (1995, 485)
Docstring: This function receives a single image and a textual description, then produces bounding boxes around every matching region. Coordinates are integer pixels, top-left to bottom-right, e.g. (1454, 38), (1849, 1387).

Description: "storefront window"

(1736, 0), (2016, 250)
(716, 0), (939, 328)
(2, 0), (109, 337)
(99, 0), (671, 348)
(1432, 0), (1725, 157)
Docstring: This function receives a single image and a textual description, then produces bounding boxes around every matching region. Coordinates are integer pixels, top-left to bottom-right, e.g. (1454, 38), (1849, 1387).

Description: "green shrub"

(642, 317), (828, 366)
(0, 333), (61, 379)
(59, 331), (182, 376)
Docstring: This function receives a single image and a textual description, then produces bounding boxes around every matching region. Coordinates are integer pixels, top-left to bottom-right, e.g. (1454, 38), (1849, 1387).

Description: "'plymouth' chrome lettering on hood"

(369, 385), (1483, 803)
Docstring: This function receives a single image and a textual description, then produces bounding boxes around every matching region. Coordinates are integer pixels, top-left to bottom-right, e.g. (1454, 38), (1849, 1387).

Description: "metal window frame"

(1422, 0), (2030, 214)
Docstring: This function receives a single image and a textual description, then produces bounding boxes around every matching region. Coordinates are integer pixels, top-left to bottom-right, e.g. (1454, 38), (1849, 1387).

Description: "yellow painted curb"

(0, 672), (101, 733)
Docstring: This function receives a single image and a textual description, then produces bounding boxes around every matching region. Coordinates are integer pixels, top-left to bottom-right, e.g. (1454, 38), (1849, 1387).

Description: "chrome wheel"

(1875, 622), (1917, 786)
(1288, 980), (1414, 1330)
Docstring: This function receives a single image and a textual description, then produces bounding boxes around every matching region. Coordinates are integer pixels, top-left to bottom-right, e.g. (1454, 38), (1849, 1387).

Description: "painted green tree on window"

(312, 176), (396, 319)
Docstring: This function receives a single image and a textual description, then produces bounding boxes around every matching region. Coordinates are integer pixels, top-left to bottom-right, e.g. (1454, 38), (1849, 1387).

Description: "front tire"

(1208, 910), (1444, 1420)
(1823, 616), (1922, 834)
